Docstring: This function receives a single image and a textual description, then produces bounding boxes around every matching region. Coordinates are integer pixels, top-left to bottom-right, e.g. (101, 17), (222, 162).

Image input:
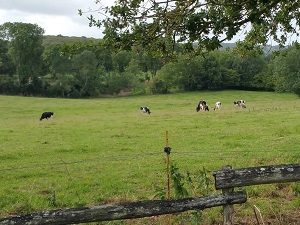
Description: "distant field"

(0, 90), (299, 224)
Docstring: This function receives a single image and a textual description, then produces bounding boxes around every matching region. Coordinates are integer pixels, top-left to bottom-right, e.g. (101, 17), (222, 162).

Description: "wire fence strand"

(0, 148), (298, 172)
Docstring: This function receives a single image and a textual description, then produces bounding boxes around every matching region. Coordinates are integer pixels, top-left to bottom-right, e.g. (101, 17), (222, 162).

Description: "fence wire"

(0, 148), (298, 172)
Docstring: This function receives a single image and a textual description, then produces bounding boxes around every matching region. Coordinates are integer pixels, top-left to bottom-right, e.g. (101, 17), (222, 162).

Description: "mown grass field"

(0, 90), (299, 224)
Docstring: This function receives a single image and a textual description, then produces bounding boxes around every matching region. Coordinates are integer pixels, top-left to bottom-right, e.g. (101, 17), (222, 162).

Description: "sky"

(0, 0), (110, 38)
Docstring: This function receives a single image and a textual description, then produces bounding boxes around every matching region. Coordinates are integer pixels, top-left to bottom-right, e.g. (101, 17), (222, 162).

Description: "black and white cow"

(213, 101), (222, 111)
(234, 100), (246, 108)
(196, 100), (209, 112)
(140, 107), (151, 115)
(40, 112), (54, 121)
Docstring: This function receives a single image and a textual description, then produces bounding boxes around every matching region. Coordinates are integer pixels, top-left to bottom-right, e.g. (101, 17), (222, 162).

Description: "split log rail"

(0, 163), (299, 225)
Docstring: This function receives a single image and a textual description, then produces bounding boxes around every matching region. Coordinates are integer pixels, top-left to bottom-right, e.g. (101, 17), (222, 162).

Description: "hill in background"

(42, 35), (100, 46)
(221, 42), (281, 54)
(42, 35), (281, 54)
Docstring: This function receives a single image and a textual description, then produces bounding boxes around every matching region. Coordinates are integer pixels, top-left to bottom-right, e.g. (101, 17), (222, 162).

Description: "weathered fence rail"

(213, 163), (300, 189)
(0, 163), (299, 225)
(0, 191), (246, 225)
(213, 163), (300, 225)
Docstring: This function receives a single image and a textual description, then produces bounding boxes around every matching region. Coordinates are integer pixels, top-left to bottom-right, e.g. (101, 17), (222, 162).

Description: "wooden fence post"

(221, 165), (234, 225)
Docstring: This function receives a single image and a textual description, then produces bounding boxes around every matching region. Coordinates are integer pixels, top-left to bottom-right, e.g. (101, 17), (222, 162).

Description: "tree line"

(0, 22), (299, 98)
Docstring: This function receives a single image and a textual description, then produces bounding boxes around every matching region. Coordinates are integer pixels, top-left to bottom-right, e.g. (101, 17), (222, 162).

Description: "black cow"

(40, 112), (54, 121)
(196, 100), (209, 112)
(140, 107), (151, 115)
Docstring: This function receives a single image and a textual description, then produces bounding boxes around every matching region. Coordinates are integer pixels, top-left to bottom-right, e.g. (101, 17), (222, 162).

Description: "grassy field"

(0, 90), (299, 224)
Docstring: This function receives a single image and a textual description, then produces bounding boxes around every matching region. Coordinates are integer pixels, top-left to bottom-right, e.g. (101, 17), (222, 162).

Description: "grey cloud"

(0, 0), (90, 16)
(0, 0), (109, 38)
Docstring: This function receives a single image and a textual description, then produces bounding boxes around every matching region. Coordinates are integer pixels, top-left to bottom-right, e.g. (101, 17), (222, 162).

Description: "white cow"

(213, 102), (222, 111)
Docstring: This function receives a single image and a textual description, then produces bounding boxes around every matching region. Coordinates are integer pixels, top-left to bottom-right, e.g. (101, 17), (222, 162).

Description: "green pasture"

(0, 90), (299, 223)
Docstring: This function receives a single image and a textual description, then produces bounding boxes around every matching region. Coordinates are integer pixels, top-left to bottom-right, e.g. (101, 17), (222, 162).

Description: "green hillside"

(42, 35), (100, 46)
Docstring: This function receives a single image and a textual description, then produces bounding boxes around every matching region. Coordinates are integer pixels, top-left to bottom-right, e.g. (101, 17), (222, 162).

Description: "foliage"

(0, 39), (15, 75)
(43, 44), (72, 78)
(113, 50), (133, 73)
(71, 50), (100, 97)
(149, 76), (169, 94)
(0, 76), (20, 94)
(170, 164), (189, 198)
(42, 35), (99, 47)
(105, 71), (133, 94)
(238, 54), (268, 88)
(209, 51), (241, 88)
(168, 164), (214, 200)
(155, 164), (217, 223)
(271, 43), (300, 96)
(82, 0), (300, 56)
(0, 22), (44, 87)
(2, 22), (300, 97)
(252, 65), (276, 91)
(156, 51), (268, 92)
(135, 50), (164, 78)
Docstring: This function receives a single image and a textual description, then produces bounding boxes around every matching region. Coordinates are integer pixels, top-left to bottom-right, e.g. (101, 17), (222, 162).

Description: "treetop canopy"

(80, 0), (300, 56)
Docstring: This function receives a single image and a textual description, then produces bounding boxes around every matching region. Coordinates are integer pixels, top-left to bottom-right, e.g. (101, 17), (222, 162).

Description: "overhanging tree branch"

(80, 0), (300, 55)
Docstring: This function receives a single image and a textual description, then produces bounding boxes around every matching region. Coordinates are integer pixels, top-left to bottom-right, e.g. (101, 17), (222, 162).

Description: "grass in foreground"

(0, 90), (299, 224)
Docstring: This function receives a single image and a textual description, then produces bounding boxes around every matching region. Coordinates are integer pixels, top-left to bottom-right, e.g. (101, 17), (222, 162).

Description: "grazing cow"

(239, 102), (246, 108)
(140, 106), (151, 115)
(234, 100), (246, 108)
(196, 100), (209, 112)
(213, 101), (222, 111)
(202, 105), (209, 111)
(40, 112), (54, 121)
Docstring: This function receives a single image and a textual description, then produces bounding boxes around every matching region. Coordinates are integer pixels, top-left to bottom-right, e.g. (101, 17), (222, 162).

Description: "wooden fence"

(213, 163), (300, 225)
(0, 163), (299, 225)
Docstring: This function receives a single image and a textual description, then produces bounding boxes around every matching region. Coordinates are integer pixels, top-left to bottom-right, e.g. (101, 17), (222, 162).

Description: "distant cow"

(40, 112), (54, 121)
(234, 100), (246, 108)
(213, 102), (222, 111)
(196, 100), (209, 112)
(140, 107), (151, 115)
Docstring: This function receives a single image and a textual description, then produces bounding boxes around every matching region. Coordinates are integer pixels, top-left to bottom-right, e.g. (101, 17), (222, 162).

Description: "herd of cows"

(39, 100), (246, 120)
(196, 99), (246, 112)
(139, 100), (246, 116)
